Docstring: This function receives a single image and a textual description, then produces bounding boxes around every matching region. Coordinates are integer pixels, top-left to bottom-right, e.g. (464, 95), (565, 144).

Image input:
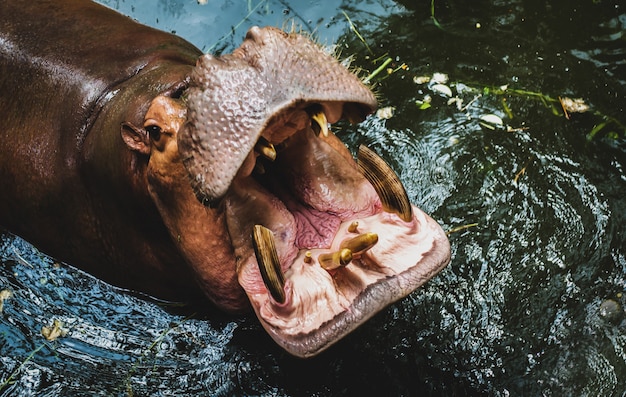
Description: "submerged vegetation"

(345, 7), (625, 143)
(365, 57), (625, 142)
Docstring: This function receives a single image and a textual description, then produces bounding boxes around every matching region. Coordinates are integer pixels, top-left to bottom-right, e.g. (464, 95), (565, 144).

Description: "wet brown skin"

(0, 0), (226, 305)
(0, 0), (451, 357)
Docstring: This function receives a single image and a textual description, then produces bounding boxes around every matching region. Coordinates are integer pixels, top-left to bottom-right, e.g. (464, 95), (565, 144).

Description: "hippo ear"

(121, 122), (150, 155)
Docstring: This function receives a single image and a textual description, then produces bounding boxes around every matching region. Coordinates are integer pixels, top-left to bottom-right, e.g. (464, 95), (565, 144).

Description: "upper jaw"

(177, 26), (376, 205)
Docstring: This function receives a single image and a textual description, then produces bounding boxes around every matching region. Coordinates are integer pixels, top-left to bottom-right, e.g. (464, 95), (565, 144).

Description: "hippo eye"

(145, 125), (162, 141)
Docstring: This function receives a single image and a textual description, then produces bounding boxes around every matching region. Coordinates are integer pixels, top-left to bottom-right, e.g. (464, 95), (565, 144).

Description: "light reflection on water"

(1, 0), (625, 395)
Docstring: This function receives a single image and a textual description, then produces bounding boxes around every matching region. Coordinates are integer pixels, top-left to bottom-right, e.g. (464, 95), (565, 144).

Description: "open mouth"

(178, 27), (450, 357)
(231, 105), (450, 357)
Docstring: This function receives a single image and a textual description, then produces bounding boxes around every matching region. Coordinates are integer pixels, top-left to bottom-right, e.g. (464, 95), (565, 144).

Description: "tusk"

(340, 232), (378, 255)
(254, 136), (277, 161)
(310, 109), (329, 137)
(252, 225), (285, 303)
(318, 248), (353, 271)
(357, 145), (413, 222)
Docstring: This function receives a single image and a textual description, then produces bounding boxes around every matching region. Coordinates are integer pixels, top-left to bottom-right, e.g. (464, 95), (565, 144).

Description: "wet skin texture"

(0, 0), (450, 357)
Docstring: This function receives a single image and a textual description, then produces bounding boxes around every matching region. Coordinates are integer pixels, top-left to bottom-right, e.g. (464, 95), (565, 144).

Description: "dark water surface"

(2, 0), (625, 395)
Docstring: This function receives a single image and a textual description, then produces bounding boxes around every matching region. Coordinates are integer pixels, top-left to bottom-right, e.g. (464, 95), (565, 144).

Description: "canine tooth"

(303, 251), (312, 264)
(318, 249), (353, 271)
(357, 145), (413, 222)
(254, 136), (276, 161)
(340, 232), (378, 255)
(252, 225), (285, 303)
(310, 110), (329, 137)
(347, 221), (359, 233)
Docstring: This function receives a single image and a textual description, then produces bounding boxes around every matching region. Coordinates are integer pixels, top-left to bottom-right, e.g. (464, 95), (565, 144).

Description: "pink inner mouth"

(224, 108), (382, 282)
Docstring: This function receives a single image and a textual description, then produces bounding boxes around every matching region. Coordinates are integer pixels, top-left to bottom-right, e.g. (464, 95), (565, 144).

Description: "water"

(1, 0), (625, 395)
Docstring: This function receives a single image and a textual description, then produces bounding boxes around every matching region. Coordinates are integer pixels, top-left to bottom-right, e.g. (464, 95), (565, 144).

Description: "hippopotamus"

(0, 0), (450, 357)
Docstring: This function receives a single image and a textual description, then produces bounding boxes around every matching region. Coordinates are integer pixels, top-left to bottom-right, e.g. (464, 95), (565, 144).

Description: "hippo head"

(122, 27), (450, 358)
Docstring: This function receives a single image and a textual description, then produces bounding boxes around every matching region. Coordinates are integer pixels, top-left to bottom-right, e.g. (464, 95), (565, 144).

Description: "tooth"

(347, 221), (359, 233)
(340, 232), (378, 255)
(357, 145), (413, 222)
(303, 251), (313, 264)
(254, 136), (276, 161)
(311, 110), (329, 137)
(318, 248), (353, 271)
(252, 225), (285, 303)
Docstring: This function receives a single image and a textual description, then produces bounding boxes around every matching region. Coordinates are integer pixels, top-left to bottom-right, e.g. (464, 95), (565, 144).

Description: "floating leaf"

(448, 97), (463, 110)
(447, 97), (460, 105)
(41, 319), (68, 341)
(0, 289), (12, 313)
(416, 95), (432, 110)
(479, 114), (504, 126)
(376, 106), (395, 120)
(560, 97), (590, 113)
(432, 72), (449, 84)
(416, 100), (431, 110)
(413, 75), (431, 84)
(432, 83), (453, 97)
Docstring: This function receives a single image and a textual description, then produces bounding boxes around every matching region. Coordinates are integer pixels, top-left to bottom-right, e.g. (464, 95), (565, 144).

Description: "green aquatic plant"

(121, 316), (193, 395)
(342, 11), (374, 56)
(408, 77), (625, 141)
(364, 58), (392, 84)
(477, 84), (625, 141)
(430, 0), (443, 29)
(0, 343), (46, 390)
(342, 5), (624, 144)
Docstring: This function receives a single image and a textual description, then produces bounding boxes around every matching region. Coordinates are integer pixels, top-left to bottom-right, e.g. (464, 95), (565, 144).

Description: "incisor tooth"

(318, 249), (352, 271)
(252, 225), (285, 303)
(254, 136), (276, 161)
(357, 145), (413, 222)
(347, 221), (359, 233)
(340, 232), (378, 255)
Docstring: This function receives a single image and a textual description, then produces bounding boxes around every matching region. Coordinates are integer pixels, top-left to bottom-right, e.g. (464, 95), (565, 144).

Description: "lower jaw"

(238, 204), (450, 358)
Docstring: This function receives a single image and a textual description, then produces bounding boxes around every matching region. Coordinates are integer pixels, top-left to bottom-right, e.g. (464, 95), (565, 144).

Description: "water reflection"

(1, 0), (625, 395)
